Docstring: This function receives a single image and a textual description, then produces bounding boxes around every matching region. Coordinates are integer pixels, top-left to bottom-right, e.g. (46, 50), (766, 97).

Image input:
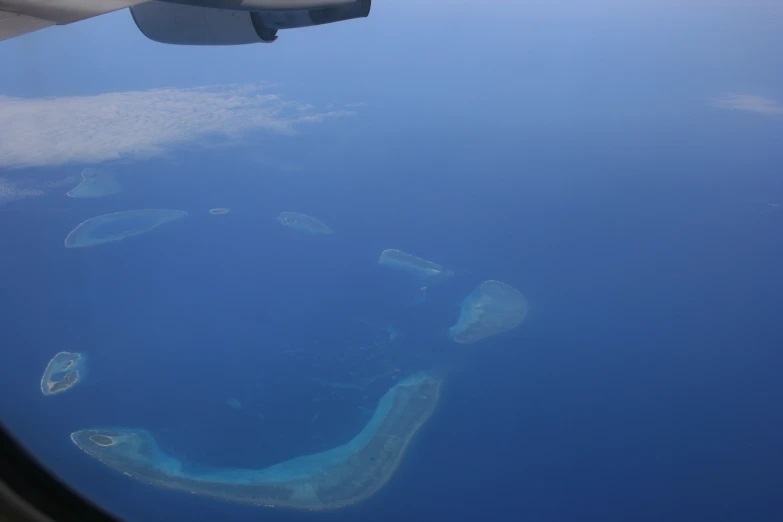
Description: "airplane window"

(1, 1), (782, 521)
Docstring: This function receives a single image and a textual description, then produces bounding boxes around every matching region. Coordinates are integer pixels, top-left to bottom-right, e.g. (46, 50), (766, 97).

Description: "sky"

(1, 0), (781, 201)
(1, 1), (782, 521)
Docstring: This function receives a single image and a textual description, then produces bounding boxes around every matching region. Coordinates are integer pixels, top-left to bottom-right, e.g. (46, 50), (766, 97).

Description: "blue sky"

(1, 1), (781, 177)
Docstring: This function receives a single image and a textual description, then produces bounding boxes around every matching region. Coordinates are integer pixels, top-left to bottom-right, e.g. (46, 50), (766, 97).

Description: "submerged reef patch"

(449, 280), (529, 344)
(64, 209), (187, 248)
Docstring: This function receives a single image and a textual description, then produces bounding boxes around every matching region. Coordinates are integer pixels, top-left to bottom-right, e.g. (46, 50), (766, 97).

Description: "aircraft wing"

(0, 0), (147, 41)
(0, 0), (370, 44)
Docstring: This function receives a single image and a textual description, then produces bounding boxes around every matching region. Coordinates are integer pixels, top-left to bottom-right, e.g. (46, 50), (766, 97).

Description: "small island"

(40, 352), (87, 396)
(89, 435), (116, 447)
(71, 373), (441, 510)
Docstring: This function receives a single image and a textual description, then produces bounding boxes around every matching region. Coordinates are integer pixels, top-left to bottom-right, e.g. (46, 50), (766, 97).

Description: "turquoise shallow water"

(70, 374), (440, 509)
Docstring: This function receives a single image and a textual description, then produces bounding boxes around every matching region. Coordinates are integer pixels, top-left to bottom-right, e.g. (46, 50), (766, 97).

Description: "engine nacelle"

(130, 0), (370, 45)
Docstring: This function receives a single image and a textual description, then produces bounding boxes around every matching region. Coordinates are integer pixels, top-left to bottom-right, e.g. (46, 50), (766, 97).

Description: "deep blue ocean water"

(3, 105), (782, 521)
(2, 4), (783, 521)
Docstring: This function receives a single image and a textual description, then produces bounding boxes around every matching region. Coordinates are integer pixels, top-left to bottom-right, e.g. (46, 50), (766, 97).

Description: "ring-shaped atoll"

(64, 209), (188, 248)
(276, 212), (334, 235)
(71, 373), (441, 510)
(449, 280), (529, 344)
(41, 352), (87, 396)
(66, 168), (122, 198)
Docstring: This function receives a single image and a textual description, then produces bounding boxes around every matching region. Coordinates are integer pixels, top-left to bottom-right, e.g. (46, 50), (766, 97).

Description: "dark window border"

(0, 424), (116, 522)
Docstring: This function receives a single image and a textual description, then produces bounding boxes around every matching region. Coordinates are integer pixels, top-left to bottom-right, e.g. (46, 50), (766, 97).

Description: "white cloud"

(0, 83), (355, 169)
(0, 175), (78, 206)
(710, 94), (783, 117)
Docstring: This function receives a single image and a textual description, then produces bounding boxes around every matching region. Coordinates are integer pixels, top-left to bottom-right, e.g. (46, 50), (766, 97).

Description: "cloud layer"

(711, 94), (783, 117)
(0, 84), (354, 169)
(0, 175), (78, 206)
